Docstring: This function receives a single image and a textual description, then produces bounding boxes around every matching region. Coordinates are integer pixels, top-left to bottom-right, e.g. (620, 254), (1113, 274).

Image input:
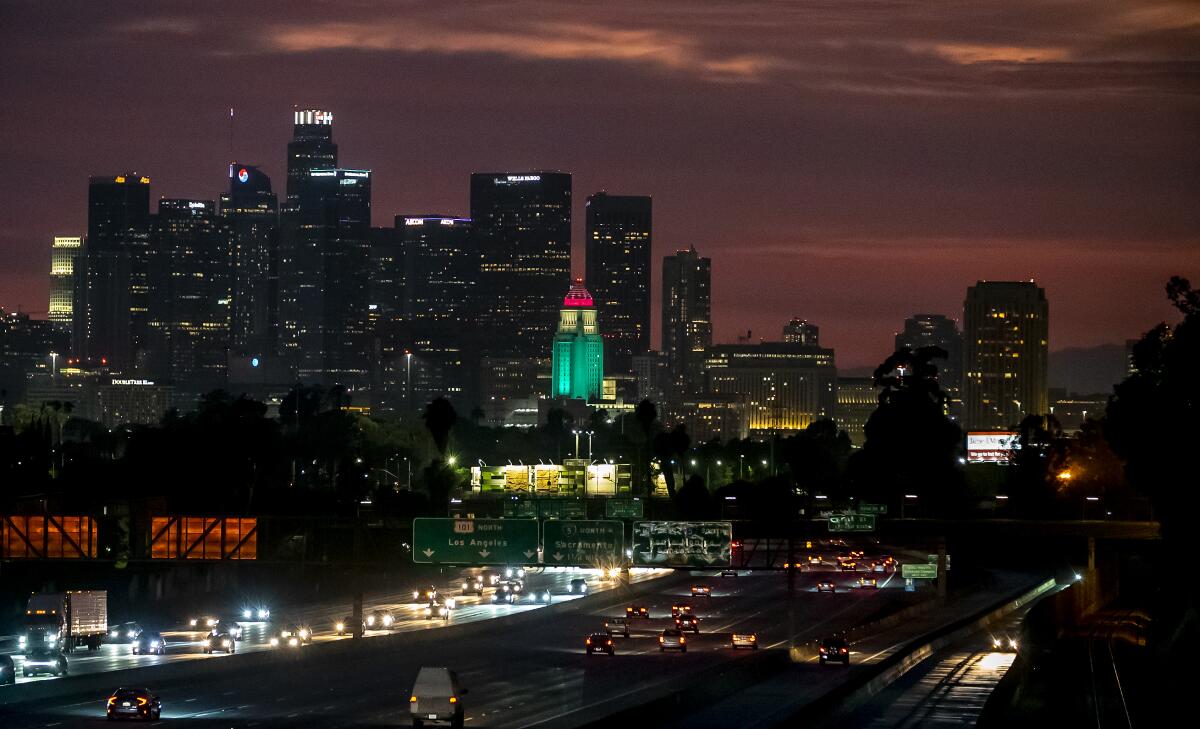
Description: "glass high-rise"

(470, 172), (571, 361)
(662, 245), (712, 397)
(585, 192), (651, 374)
(77, 174), (151, 369)
(220, 164), (277, 358)
(895, 313), (963, 409)
(49, 236), (81, 328)
(963, 281), (1049, 429)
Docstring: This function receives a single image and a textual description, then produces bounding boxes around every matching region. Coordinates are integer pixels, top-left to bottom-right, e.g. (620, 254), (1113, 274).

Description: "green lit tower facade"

(551, 279), (604, 400)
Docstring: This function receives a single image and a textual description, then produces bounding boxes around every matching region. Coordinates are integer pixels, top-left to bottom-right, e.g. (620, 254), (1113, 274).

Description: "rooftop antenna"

(228, 107), (235, 163)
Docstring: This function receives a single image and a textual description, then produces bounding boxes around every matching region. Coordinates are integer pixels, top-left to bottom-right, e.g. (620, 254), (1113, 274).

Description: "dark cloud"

(1, 0), (1197, 366)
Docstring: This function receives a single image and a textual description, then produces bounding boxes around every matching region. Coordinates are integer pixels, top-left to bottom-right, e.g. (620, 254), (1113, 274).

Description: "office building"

(895, 313), (962, 401)
(662, 245), (712, 397)
(400, 215), (474, 324)
(146, 199), (230, 396)
(703, 342), (836, 436)
(963, 281), (1049, 429)
(48, 236), (81, 328)
(221, 164), (278, 359)
(0, 309), (70, 404)
(550, 279), (604, 401)
(76, 174), (151, 370)
(632, 351), (669, 403)
(584, 193), (651, 373)
(470, 172), (572, 362)
(783, 318), (819, 345)
(368, 226), (404, 324)
(277, 168), (372, 386)
(835, 376), (878, 446)
(286, 109), (337, 200)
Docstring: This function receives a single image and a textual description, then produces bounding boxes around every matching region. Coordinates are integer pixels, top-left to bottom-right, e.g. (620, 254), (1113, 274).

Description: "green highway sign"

(542, 520), (624, 566)
(858, 503), (887, 515)
(413, 518), (538, 565)
(631, 521), (732, 567)
(536, 498), (587, 520)
(828, 514), (876, 532)
(605, 498), (644, 519)
(902, 563), (938, 580)
(502, 499), (537, 518)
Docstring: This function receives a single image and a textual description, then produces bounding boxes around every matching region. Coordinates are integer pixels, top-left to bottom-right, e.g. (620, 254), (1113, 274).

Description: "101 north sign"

(413, 518), (538, 564)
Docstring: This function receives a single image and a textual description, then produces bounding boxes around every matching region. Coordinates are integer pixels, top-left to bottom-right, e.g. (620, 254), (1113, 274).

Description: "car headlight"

(111, 630), (120, 638)
(299, 629), (309, 638)
(190, 619), (198, 627)
(445, 598), (455, 609)
(47, 636), (57, 644)
(222, 639), (231, 647)
(243, 609), (252, 619)
(270, 637), (280, 646)
(18, 637), (27, 646)
(204, 638), (212, 646)
(127, 631), (137, 638)
(288, 637), (299, 647)
(335, 622), (345, 632)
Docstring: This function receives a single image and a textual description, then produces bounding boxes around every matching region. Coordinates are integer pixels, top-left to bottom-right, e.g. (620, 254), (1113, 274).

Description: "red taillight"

(409, 696), (417, 703)
(659, 636), (665, 643)
(680, 636), (686, 643)
(449, 697), (457, 704)
(607, 640), (613, 646)
(108, 697), (117, 706)
(137, 698), (148, 706)
(840, 648), (848, 653)
(586, 638), (592, 645)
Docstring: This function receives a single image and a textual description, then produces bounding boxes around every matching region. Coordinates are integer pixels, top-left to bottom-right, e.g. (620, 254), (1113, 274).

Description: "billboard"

(587, 464), (617, 495)
(966, 432), (1020, 464)
(504, 465), (531, 491)
(631, 521), (732, 567)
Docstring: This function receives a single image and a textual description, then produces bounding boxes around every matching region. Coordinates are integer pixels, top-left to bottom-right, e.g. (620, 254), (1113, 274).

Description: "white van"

(409, 667), (466, 728)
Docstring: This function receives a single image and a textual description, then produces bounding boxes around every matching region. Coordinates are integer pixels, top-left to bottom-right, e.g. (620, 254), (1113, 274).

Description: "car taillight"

(449, 696), (458, 704)
(840, 648), (848, 653)
(586, 638), (591, 645)
(680, 636), (686, 643)
(410, 696), (417, 703)
(659, 636), (665, 643)
(108, 697), (117, 705)
(607, 640), (613, 646)
(137, 697), (148, 706)
(750, 635), (756, 641)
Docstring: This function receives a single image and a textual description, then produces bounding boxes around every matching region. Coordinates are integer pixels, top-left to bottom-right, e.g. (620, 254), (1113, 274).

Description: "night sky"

(1, 0), (1197, 369)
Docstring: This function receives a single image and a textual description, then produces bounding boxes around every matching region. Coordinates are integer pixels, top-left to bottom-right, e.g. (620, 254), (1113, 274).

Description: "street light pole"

(586, 431), (594, 460)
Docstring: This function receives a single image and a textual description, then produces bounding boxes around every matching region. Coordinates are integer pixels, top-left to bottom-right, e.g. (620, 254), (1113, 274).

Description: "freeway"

(0, 566), (665, 686)
(0, 562), (920, 727)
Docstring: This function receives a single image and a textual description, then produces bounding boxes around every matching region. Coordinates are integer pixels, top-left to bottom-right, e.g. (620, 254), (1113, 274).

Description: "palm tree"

(423, 397), (458, 459)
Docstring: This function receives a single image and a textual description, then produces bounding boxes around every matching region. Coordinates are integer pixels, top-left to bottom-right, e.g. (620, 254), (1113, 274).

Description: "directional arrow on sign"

(479, 549), (491, 558)
(422, 549), (435, 558)
(552, 552), (564, 562)
(524, 550), (536, 559)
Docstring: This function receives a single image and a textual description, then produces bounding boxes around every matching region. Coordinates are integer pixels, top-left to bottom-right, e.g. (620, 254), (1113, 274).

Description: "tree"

(634, 399), (658, 494)
(653, 425), (692, 500)
(422, 397), (458, 458)
(853, 346), (965, 515)
(1008, 414), (1065, 518)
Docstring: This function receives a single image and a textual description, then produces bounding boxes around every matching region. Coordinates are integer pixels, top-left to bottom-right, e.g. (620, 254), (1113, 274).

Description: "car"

(269, 633), (304, 649)
(849, 550), (865, 560)
(720, 568), (738, 577)
(108, 622), (144, 643)
(132, 631), (165, 655)
(530, 588), (552, 604)
(731, 632), (759, 650)
(366, 609), (395, 629)
(808, 555), (823, 564)
(816, 581), (836, 593)
(106, 687), (162, 721)
(214, 620), (243, 641)
(858, 577), (878, 589)
(202, 631), (235, 655)
(674, 615), (700, 634)
(277, 623), (312, 645)
(585, 632), (615, 656)
(626, 605), (650, 619)
(991, 635), (1019, 652)
(409, 666), (467, 729)
(491, 587), (516, 605)
(659, 628), (687, 652)
(501, 578), (525, 594)
(838, 560), (857, 572)
(568, 578), (589, 594)
(604, 617), (629, 638)
(241, 606), (271, 621)
(187, 615), (219, 630)
(425, 601), (451, 621)
(460, 576), (485, 595)
(691, 585), (712, 597)
(412, 586), (439, 603)
(23, 648), (68, 677)
(504, 566), (526, 580)
(1, 654), (15, 685)
(671, 604), (694, 618)
(818, 636), (850, 665)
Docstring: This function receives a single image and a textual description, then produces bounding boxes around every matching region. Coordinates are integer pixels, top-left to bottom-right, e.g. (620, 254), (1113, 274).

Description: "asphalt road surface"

(0, 566), (915, 727)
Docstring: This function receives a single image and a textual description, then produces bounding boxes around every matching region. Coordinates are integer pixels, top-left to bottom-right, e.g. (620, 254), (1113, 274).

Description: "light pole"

(572, 430), (581, 459)
(739, 454), (745, 480)
(901, 494), (918, 519)
(586, 431), (594, 460)
(49, 351), (58, 383)
(405, 350), (413, 414)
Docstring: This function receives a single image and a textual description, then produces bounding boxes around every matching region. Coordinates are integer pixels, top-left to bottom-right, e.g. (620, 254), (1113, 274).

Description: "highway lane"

(0, 565), (918, 727)
(0, 566), (667, 687)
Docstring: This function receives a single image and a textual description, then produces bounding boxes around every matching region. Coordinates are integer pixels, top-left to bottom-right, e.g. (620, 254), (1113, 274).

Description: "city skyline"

(2, 1), (1198, 369)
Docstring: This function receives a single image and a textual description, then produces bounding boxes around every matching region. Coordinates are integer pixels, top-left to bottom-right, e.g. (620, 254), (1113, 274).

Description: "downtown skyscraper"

(585, 192), (651, 374)
(48, 235), (81, 328)
(895, 313), (963, 412)
(963, 281), (1049, 429)
(75, 174), (151, 369)
(277, 109), (373, 387)
(221, 164), (278, 360)
(662, 245), (712, 397)
(470, 172), (572, 364)
(146, 198), (230, 394)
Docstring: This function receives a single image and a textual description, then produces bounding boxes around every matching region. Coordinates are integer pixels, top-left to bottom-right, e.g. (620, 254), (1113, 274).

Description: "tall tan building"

(48, 235), (82, 326)
(963, 280), (1049, 429)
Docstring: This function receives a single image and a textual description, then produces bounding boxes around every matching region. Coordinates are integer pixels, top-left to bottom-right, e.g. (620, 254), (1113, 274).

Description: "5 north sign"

(413, 518), (538, 565)
(542, 520), (623, 565)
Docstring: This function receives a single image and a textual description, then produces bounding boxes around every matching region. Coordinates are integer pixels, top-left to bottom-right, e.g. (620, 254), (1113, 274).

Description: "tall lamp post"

(586, 430), (595, 460)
